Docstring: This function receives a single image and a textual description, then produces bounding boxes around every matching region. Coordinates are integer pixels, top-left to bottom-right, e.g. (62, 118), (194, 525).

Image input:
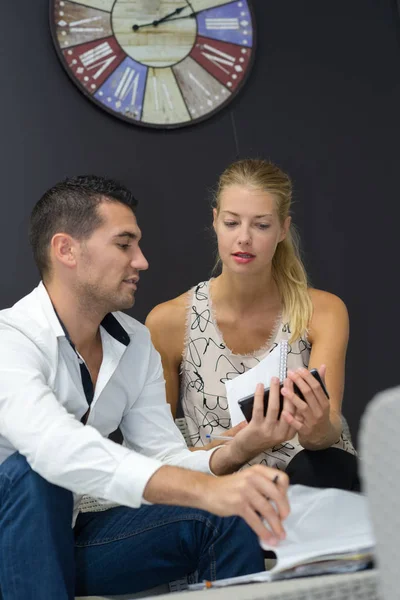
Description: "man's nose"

(132, 248), (149, 271)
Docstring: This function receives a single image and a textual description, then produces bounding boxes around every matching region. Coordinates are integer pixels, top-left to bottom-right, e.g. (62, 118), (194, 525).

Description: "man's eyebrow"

(113, 231), (139, 240)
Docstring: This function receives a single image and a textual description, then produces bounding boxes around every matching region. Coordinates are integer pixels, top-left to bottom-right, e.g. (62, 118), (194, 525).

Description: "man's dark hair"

(29, 175), (138, 279)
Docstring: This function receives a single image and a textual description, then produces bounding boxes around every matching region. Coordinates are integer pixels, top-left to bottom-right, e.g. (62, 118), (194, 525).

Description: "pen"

(188, 580), (214, 590)
(205, 433), (234, 441)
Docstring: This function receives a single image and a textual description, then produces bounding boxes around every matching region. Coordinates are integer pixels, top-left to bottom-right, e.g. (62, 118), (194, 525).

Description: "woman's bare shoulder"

(308, 287), (348, 316)
(308, 288), (349, 340)
(145, 291), (189, 337)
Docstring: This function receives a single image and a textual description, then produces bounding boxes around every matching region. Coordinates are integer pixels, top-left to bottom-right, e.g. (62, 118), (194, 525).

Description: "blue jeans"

(0, 453), (264, 599)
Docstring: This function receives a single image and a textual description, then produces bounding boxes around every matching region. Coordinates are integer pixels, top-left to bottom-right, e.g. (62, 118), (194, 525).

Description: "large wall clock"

(50, 0), (255, 128)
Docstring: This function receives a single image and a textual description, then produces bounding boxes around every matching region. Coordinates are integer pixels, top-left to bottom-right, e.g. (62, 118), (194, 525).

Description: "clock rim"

(49, 0), (257, 130)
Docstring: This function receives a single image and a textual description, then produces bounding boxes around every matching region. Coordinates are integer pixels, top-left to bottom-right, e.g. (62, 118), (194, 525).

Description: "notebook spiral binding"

(279, 340), (289, 383)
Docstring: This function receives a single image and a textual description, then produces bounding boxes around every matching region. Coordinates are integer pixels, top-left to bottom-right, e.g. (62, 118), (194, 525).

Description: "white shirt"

(0, 283), (214, 521)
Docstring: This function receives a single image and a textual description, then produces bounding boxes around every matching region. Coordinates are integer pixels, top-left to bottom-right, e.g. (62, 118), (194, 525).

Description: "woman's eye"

(256, 223), (270, 230)
(224, 221), (237, 227)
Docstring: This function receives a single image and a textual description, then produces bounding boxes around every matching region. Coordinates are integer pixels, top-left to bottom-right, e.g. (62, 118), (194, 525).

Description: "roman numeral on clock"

(63, 37), (124, 91)
(196, 1), (253, 47)
(62, 16), (104, 33)
(205, 18), (239, 30)
(54, 0), (112, 47)
(94, 57), (147, 118)
(200, 43), (237, 73)
(152, 77), (175, 111)
(115, 67), (141, 105)
(173, 56), (231, 119)
(142, 68), (190, 125)
(79, 41), (117, 78)
(190, 36), (251, 91)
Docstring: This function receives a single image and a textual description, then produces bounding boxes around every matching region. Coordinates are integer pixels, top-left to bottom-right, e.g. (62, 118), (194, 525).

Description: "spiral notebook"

(225, 340), (288, 426)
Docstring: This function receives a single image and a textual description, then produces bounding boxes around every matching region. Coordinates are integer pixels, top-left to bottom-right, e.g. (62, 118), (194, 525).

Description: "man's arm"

(0, 326), (164, 508)
(0, 326), (289, 543)
(121, 331), (299, 476)
(143, 464), (290, 544)
(119, 355), (291, 544)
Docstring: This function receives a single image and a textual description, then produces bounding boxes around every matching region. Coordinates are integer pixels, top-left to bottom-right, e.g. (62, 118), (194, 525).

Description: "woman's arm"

(145, 295), (187, 419)
(281, 289), (348, 450)
(145, 296), (229, 451)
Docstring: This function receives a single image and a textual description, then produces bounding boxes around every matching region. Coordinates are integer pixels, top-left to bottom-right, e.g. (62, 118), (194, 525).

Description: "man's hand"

(144, 463), (290, 545)
(203, 466), (290, 544)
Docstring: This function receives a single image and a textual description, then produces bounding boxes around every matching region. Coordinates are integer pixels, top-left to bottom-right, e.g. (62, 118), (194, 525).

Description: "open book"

(189, 485), (375, 589)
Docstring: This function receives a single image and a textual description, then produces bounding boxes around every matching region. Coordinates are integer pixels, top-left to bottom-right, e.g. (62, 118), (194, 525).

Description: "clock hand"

(132, 6), (191, 31)
(154, 6), (186, 25)
(154, 12), (198, 24)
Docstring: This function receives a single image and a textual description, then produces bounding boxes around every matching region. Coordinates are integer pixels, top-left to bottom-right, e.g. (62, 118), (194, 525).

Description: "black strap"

(53, 308), (130, 423)
(53, 309), (94, 418)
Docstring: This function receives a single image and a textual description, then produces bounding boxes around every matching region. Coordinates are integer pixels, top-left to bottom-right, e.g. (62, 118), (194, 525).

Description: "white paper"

(225, 344), (281, 426)
(263, 485), (375, 574)
(189, 485), (375, 589)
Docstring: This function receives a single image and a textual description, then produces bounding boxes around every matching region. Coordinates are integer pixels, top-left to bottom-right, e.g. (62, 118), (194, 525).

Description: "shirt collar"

(37, 282), (130, 348)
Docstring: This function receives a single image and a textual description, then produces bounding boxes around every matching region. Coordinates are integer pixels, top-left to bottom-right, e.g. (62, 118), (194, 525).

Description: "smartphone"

(237, 368), (329, 422)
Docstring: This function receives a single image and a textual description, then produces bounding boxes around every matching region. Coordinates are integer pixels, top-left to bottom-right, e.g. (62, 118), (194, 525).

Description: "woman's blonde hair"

(214, 159), (312, 342)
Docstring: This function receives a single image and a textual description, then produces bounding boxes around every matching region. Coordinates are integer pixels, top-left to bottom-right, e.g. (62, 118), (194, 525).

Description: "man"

(0, 176), (290, 599)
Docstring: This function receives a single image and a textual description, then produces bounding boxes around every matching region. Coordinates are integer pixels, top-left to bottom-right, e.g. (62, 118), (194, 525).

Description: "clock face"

(50, 0), (255, 128)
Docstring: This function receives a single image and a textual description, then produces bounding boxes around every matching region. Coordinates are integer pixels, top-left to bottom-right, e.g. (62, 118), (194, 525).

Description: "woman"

(146, 159), (358, 489)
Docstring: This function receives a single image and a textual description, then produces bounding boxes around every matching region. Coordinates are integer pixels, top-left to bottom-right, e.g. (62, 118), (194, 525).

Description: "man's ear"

(51, 233), (78, 270)
(279, 216), (291, 242)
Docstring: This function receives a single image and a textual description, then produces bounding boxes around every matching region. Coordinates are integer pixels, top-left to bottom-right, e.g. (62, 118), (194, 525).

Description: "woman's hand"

(280, 366), (337, 448)
(190, 421), (247, 452)
(227, 377), (299, 465)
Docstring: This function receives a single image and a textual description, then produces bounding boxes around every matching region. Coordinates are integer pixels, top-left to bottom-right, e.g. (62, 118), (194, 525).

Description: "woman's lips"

(232, 252), (256, 264)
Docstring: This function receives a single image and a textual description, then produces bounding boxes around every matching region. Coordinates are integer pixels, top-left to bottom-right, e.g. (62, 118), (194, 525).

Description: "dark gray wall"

(1, 0), (400, 444)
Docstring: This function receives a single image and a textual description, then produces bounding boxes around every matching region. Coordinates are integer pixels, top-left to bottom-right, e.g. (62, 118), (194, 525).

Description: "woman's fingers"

(281, 393), (302, 435)
(300, 367), (328, 405)
(266, 376), (281, 422)
(281, 409), (305, 432)
(281, 388), (296, 416)
(319, 364), (327, 381)
(292, 368), (328, 408)
(251, 382), (265, 422)
(281, 377), (307, 412)
(291, 370), (319, 408)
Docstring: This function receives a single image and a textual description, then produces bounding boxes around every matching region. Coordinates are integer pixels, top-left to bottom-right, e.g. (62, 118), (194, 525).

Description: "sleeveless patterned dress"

(180, 280), (355, 470)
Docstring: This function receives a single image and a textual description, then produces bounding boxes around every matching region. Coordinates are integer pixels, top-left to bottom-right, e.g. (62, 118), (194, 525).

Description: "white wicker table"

(77, 568), (380, 600)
